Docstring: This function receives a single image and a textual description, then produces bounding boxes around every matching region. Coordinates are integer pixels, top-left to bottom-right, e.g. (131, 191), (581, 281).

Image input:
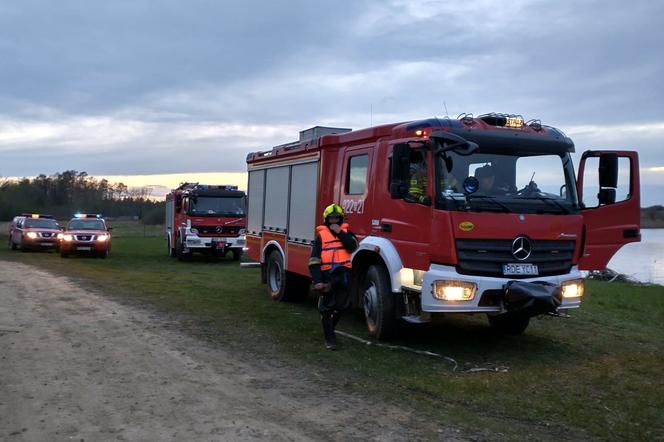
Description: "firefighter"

(309, 204), (358, 350)
(406, 150), (429, 204)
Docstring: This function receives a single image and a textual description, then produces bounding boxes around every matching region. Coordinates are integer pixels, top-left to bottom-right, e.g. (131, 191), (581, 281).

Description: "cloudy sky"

(1, 0), (663, 205)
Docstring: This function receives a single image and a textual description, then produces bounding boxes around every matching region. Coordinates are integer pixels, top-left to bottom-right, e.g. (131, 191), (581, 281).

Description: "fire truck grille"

(455, 239), (576, 278)
(194, 225), (242, 236)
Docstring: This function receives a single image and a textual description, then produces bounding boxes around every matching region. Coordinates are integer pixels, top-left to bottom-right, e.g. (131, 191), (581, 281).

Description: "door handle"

(381, 223), (392, 232)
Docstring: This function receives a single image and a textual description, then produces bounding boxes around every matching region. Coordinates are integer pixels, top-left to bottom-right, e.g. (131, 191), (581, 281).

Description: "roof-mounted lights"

(479, 113), (525, 129)
(458, 113), (474, 125)
(74, 213), (102, 219)
(527, 119), (543, 131)
(21, 213), (54, 219)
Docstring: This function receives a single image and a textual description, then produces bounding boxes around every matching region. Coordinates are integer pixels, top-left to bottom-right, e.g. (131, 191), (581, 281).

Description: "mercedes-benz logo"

(215, 226), (223, 233)
(511, 236), (532, 261)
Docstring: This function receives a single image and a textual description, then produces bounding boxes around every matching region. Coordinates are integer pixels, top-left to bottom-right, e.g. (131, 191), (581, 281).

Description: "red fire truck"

(245, 114), (641, 338)
(165, 183), (247, 261)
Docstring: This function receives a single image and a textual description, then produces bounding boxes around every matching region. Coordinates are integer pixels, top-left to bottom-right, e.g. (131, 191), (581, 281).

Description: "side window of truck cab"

(346, 154), (369, 195)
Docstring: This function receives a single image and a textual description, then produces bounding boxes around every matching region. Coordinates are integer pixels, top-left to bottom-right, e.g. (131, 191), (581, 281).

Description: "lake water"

(608, 229), (664, 285)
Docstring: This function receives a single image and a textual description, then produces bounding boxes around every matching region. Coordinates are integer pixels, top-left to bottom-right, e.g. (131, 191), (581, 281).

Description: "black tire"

(176, 236), (189, 261)
(265, 250), (308, 302)
(167, 236), (176, 258)
(487, 313), (530, 335)
(232, 249), (242, 261)
(98, 248), (109, 259)
(362, 264), (399, 340)
(10, 239), (18, 250)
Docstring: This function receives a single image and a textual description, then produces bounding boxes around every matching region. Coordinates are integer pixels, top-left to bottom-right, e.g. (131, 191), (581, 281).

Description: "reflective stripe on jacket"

(315, 223), (352, 271)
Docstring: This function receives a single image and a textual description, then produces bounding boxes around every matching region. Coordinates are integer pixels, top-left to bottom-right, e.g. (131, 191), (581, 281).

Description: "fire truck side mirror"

(390, 143), (411, 198)
(599, 153), (618, 188)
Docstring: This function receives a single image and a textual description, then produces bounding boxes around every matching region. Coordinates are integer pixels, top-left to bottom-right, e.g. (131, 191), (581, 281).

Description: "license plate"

(40, 243), (53, 246)
(503, 263), (539, 275)
(77, 246), (92, 251)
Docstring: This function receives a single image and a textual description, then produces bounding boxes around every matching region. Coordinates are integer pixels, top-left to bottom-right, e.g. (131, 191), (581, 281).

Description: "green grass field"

(1, 223), (662, 441)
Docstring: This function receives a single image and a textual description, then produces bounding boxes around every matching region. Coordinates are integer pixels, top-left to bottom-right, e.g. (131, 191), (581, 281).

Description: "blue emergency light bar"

(20, 213), (54, 219)
(74, 213), (102, 219)
(197, 184), (238, 190)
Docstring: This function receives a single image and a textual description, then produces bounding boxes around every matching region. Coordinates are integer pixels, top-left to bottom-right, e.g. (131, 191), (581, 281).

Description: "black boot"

(321, 315), (337, 350)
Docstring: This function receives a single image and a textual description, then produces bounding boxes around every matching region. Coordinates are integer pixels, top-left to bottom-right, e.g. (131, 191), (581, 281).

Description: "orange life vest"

(316, 223), (352, 271)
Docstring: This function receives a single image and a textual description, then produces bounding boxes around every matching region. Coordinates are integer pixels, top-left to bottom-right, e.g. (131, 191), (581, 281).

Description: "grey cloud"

(1, 0), (663, 200)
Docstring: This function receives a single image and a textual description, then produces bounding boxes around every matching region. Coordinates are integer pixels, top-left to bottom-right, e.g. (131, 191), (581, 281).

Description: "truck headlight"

(26, 232), (38, 239)
(433, 280), (477, 301)
(562, 279), (584, 299)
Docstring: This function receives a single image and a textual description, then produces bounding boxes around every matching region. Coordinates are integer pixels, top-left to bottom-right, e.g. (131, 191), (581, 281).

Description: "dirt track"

(0, 261), (461, 441)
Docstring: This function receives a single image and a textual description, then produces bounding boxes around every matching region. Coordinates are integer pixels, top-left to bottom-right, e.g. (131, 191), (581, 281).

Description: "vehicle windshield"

(68, 219), (106, 230)
(189, 196), (246, 216)
(24, 218), (59, 229)
(436, 150), (579, 214)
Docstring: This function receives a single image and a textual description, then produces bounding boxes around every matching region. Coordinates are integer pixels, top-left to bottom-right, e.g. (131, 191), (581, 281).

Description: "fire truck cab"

(165, 183), (247, 261)
(245, 115), (640, 338)
(8, 213), (60, 251)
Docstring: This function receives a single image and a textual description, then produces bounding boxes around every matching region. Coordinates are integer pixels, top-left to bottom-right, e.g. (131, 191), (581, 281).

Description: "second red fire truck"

(245, 114), (641, 338)
(165, 183), (247, 261)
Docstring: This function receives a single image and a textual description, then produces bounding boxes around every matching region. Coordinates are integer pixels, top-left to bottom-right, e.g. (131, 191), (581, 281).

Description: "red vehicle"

(165, 183), (246, 261)
(8, 213), (60, 251)
(59, 214), (112, 258)
(245, 115), (640, 338)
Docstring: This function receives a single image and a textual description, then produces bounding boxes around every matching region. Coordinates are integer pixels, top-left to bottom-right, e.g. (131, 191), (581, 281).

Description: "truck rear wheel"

(362, 264), (398, 340)
(232, 249), (242, 261)
(167, 236), (176, 258)
(487, 313), (530, 335)
(266, 250), (307, 302)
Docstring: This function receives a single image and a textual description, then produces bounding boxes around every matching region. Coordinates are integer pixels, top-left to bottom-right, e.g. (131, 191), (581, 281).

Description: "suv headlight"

(26, 232), (38, 239)
(433, 280), (477, 301)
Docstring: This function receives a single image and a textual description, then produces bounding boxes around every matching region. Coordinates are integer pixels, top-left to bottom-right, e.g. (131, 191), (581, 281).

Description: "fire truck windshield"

(24, 218), (59, 229)
(189, 196), (246, 216)
(436, 150), (580, 215)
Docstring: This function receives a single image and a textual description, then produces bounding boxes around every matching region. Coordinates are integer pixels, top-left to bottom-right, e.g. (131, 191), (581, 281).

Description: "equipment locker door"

(576, 150), (640, 270)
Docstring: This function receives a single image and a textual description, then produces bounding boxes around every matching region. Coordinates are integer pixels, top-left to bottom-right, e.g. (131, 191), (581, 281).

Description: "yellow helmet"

(323, 203), (344, 220)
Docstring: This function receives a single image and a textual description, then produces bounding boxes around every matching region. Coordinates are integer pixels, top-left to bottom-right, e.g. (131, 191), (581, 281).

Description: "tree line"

(0, 171), (164, 224)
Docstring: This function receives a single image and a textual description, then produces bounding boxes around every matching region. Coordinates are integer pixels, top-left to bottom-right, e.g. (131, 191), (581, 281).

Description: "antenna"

(443, 101), (449, 118)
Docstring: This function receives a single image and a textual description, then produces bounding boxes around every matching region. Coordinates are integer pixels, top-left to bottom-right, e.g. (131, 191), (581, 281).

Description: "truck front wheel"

(487, 313), (530, 335)
(266, 250), (307, 302)
(176, 236), (189, 261)
(362, 264), (398, 340)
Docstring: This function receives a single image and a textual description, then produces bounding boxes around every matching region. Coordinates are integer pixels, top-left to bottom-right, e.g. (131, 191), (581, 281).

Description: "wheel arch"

(353, 236), (404, 293)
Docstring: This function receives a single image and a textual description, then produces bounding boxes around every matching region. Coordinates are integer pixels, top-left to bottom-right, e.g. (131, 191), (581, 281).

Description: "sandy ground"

(0, 261), (462, 441)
